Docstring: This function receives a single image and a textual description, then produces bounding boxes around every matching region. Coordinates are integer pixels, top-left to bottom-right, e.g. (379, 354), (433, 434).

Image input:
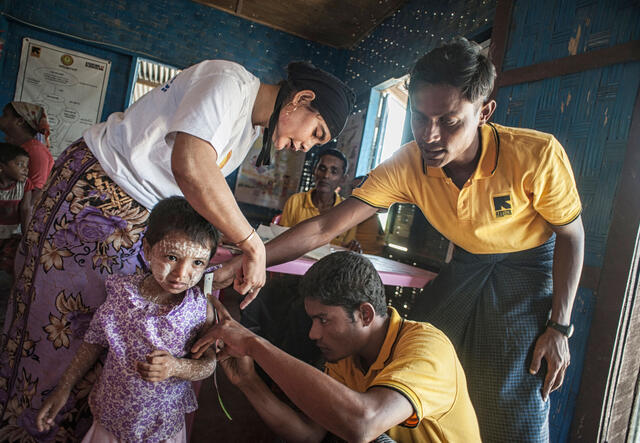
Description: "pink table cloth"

(267, 253), (436, 288)
(210, 247), (436, 288)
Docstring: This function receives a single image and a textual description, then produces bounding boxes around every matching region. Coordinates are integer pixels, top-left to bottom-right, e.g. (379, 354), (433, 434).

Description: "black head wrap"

(256, 62), (355, 167)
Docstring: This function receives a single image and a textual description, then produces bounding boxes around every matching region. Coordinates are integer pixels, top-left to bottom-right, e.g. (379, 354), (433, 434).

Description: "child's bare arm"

(136, 348), (217, 382)
(36, 341), (104, 432)
(136, 301), (217, 382)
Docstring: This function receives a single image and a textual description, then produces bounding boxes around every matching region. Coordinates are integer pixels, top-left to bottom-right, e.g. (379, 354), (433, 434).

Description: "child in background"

(0, 101), (54, 225)
(0, 142), (30, 328)
(0, 142), (30, 236)
(36, 196), (220, 442)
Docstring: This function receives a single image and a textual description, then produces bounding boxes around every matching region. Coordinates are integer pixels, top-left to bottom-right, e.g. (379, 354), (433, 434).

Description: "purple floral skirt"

(0, 139), (149, 442)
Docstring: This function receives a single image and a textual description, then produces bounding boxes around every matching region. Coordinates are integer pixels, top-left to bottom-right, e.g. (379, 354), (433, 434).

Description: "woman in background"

(0, 101), (54, 224)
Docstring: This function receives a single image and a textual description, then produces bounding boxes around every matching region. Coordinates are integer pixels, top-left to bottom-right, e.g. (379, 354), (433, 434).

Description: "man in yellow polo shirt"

(280, 147), (358, 249)
(213, 36), (585, 442)
(196, 252), (481, 442)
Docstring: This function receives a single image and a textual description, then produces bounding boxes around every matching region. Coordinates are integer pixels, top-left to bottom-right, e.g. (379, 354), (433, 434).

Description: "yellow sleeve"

(370, 325), (459, 427)
(351, 145), (415, 209)
(279, 194), (298, 227)
(324, 362), (347, 385)
(531, 137), (582, 225)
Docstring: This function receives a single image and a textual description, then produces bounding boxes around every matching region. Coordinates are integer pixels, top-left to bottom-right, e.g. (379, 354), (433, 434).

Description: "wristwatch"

(546, 319), (574, 338)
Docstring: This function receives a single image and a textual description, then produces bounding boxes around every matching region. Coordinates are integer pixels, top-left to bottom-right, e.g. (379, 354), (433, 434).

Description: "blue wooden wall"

(0, 0), (349, 191)
(345, 0), (496, 110)
(0, 0), (348, 119)
(493, 0), (640, 440)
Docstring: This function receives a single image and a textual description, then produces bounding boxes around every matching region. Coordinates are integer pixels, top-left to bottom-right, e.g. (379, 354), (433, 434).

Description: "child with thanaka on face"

(36, 196), (221, 442)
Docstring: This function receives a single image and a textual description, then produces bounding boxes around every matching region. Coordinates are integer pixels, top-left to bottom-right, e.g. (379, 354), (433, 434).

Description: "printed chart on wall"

(14, 38), (111, 157)
(235, 134), (306, 210)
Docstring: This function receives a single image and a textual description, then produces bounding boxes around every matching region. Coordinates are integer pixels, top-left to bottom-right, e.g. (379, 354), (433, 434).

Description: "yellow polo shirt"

(355, 215), (385, 255)
(325, 307), (480, 443)
(280, 189), (357, 246)
(352, 123), (581, 254)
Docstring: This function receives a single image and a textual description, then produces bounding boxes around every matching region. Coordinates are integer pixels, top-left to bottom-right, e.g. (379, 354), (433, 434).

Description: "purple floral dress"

(84, 273), (207, 442)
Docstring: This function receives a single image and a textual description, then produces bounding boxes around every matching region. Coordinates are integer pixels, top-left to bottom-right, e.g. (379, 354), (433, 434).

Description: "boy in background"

(0, 143), (30, 328)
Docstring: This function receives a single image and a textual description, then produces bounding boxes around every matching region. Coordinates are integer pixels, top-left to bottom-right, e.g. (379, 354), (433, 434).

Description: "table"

(212, 247), (437, 288)
(267, 253), (436, 288)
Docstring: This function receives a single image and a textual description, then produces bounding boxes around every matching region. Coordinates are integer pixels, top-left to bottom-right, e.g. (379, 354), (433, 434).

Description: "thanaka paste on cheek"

(144, 234), (212, 300)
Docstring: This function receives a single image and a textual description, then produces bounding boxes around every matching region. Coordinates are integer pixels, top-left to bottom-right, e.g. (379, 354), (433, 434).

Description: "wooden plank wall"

(490, 0), (640, 440)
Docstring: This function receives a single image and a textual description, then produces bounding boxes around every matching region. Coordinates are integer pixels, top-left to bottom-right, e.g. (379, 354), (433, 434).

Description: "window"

(355, 76), (410, 232)
(356, 75), (409, 177)
(126, 58), (181, 107)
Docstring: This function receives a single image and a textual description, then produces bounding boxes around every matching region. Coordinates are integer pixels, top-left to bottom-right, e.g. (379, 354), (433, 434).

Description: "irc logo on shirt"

(493, 194), (512, 218)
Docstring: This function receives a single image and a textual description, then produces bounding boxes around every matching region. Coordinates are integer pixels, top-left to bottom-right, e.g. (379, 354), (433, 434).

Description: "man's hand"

(36, 387), (70, 432)
(136, 350), (179, 382)
(191, 297), (258, 359)
(529, 328), (570, 401)
(219, 350), (258, 388)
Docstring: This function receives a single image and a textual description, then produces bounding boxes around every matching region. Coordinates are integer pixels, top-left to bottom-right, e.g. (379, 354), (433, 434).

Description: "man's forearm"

(265, 198), (378, 267)
(236, 371), (326, 443)
(550, 220), (585, 325)
(265, 217), (335, 266)
(247, 335), (389, 442)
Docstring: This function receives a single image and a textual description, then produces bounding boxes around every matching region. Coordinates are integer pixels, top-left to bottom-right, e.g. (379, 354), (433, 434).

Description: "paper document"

(256, 224), (341, 260)
(256, 223), (290, 243)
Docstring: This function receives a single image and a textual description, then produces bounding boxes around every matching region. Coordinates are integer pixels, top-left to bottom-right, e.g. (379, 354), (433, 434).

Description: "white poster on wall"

(235, 134), (306, 210)
(14, 38), (111, 157)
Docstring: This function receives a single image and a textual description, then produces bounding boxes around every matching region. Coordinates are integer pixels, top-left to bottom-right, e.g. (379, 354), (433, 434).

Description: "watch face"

(567, 324), (575, 338)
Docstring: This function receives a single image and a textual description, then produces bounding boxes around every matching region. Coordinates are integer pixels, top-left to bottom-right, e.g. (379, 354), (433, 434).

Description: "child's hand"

(36, 388), (70, 432)
(136, 350), (178, 382)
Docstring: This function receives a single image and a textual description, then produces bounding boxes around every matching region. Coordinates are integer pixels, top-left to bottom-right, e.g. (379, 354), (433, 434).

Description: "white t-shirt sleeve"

(166, 74), (244, 157)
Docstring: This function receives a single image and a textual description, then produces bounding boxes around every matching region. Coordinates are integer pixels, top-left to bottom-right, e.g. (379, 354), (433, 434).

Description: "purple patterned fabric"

(84, 273), (207, 442)
(0, 140), (150, 441)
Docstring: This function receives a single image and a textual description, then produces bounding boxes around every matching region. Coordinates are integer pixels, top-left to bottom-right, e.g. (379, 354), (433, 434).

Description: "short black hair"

(315, 148), (348, 174)
(299, 251), (387, 320)
(407, 36), (496, 104)
(0, 142), (29, 164)
(144, 196), (219, 258)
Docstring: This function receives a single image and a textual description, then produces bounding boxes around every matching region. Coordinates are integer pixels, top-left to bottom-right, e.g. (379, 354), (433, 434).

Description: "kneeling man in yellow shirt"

(193, 251), (481, 443)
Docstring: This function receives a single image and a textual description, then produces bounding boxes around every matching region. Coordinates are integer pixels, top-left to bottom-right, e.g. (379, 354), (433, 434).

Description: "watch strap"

(546, 319), (573, 337)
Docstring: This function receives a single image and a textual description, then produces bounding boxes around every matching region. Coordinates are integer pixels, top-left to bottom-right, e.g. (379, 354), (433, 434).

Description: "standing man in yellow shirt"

(214, 36), (585, 442)
(195, 252), (481, 442)
(280, 147), (359, 250)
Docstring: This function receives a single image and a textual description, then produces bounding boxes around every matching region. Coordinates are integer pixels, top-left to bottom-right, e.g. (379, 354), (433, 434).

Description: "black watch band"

(546, 320), (574, 338)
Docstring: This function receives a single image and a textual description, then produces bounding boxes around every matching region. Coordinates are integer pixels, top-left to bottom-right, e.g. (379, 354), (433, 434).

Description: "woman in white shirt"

(0, 60), (353, 440)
